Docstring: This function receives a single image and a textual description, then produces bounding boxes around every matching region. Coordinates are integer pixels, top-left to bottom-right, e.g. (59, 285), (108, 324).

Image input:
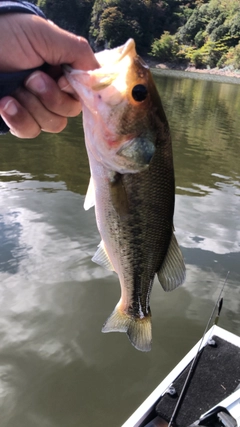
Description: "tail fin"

(102, 306), (152, 352)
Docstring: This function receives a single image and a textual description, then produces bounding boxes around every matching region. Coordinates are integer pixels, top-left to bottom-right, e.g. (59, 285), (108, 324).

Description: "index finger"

(30, 17), (100, 71)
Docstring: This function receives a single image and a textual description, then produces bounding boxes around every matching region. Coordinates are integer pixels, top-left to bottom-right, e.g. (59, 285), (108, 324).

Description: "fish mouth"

(116, 136), (155, 168)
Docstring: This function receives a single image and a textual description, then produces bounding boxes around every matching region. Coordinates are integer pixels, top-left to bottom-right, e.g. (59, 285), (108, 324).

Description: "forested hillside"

(36, 0), (240, 69)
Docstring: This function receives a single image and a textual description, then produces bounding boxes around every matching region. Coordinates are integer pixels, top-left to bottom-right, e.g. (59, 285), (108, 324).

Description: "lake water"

(0, 71), (239, 427)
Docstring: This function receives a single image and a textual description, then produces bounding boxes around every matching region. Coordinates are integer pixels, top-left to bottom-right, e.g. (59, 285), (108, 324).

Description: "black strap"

(0, 1), (46, 19)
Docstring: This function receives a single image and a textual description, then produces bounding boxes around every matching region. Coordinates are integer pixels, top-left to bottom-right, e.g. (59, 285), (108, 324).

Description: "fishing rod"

(167, 271), (230, 427)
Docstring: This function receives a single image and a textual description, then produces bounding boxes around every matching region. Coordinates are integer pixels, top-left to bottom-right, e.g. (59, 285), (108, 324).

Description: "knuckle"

(43, 117), (67, 133)
(70, 103), (82, 117)
(78, 36), (88, 46)
(54, 118), (67, 133)
(10, 126), (41, 139)
(30, 128), (41, 138)
(55, 95), (81, 117)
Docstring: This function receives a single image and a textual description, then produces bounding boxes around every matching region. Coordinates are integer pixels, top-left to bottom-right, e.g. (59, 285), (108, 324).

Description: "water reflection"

(0, 119), (90, 194)
(0, 73), (239, 427)
(0, 212), (26, 274)
(153, 72), (240, 191)
(176, 182), (240, 255)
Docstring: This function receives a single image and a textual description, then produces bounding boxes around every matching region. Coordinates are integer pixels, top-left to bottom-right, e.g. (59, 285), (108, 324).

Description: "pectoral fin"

(84, 176), (95, 210)
(110, 173), (129, 218)
(157, 232), (186, 292)
(92, 240), (115, 271)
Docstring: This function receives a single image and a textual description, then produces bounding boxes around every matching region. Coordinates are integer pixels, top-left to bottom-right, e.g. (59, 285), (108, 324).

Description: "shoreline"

(144, 57), (240, 79)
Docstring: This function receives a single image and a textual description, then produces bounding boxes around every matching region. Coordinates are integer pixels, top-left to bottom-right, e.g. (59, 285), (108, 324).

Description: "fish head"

(64, 39), (168, 173)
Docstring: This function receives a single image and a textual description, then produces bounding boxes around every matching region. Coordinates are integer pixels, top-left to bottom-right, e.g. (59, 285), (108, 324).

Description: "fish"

(64, 39), (186, 352)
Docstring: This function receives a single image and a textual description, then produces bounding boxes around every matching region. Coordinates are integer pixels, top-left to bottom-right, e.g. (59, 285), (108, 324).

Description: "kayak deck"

(155, 335), (240, 426)
(122, 326), (240, 427)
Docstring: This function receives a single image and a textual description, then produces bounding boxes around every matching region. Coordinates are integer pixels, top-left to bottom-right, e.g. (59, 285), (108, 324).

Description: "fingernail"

(25, 72), (46, 93)
(3, 100), (18, 116)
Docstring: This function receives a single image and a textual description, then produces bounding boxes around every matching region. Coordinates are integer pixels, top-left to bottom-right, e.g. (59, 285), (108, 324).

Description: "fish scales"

(64, 39), (186, 351)
(120, 147), (175, 314)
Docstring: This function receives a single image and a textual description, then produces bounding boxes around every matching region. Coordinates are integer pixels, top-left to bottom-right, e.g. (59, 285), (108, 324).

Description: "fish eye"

(132, 85), (148, 102)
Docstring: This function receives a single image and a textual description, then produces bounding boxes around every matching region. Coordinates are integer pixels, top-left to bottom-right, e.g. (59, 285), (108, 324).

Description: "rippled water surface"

(0, 72), (239, 427)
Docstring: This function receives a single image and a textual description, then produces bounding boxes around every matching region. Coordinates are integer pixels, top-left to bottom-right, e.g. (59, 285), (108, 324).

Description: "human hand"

(0, 14), (99, 138)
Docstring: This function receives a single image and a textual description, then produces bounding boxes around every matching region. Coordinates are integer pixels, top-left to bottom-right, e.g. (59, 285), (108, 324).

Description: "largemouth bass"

(64, 39), (186, 352)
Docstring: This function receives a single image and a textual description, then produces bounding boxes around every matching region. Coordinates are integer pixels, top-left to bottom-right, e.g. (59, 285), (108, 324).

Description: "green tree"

(177, 8), (206, 44)
(90, 0), (168, 52)
(31, 0), (240, 70)
(223, 42), (240, 68)
(151, 31), (179, 62)
(98, 6), (139, 48)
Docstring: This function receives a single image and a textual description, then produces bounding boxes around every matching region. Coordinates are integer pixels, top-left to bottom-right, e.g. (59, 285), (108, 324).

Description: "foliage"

(151, 0), (240, 69)
(98, 6), (138, 48)
(89, 0), (169, 52)
(37, 0), (95, 37)
(177, 8), (207, 45)
(185, 39), (227, 67)
(222, 42), (240, 68)
(151, 32), (179, 62)
(31, 0), (240, 70)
